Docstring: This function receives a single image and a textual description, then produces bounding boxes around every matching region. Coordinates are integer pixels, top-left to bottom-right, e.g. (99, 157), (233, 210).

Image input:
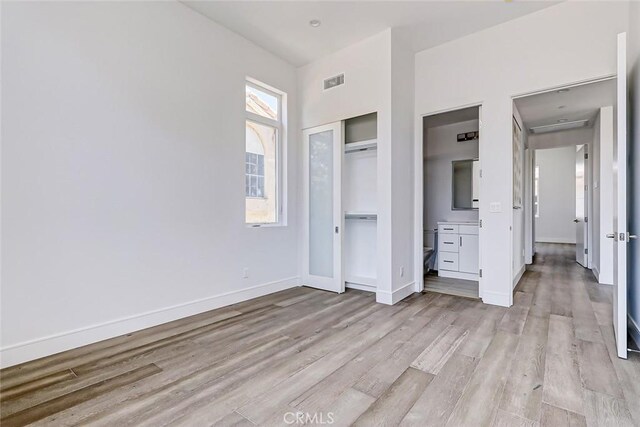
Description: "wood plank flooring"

(1, 243), (639, 426)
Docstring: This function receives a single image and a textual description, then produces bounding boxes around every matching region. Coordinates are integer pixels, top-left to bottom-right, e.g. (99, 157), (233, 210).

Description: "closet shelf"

(345, 212), (377, 221)
(344, 139), (377, 153)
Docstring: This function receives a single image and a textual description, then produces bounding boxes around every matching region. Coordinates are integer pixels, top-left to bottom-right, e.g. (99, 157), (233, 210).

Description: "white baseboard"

(376, 281), (415, 305)
(513, 265), (526, 289)
(592, 265), (600, 281)
(535, 238), (576, 244)
(0, 277), (300, 368)
(482, 290), (511, 307)
(629, 315), (640, 350)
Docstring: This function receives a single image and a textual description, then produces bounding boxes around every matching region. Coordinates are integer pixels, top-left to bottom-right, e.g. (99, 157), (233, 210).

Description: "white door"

(459, 234), (479, 274)
(303, 122), (344, 293)
(610, 33), (628, 359)
(575, 145), (588, 267)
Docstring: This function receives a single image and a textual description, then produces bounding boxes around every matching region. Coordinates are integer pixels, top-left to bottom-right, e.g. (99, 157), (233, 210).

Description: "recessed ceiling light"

(309, 19), (321, 28)
(557, 89), (570, 94)
(558, 118), (568, 123)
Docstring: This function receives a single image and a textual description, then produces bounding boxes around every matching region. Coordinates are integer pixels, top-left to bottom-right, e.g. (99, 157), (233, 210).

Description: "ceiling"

(514, 78), (616, 131)
(182, 1), (558, 67)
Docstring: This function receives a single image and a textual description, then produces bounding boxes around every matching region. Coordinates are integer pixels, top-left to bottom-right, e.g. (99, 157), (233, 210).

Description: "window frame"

(245, 78), (285, 227)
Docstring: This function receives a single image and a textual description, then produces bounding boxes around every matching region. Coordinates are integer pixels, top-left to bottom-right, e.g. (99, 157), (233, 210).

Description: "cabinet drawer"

(438, 252), (459, 271)
(438, 224), (459, 234)
(438, 233), (459, 253)
(459, 224), (479, 235)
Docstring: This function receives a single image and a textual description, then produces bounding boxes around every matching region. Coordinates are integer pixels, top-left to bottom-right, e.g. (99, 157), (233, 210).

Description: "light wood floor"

(424, 273), (479, 299)
(1, 243), (639, 426)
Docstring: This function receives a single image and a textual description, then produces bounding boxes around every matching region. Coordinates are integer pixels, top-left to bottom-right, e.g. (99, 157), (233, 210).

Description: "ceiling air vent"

(324, 73), (345, 90)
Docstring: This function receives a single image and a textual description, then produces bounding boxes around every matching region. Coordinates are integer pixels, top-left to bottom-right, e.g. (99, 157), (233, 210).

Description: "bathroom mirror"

(452, 159), (479, 210)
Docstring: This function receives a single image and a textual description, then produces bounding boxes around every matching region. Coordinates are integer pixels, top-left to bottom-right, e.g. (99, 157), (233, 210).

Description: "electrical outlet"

(489, 202), (502, 213)
(243, 268), (249, 279)
(400, 266), (405, 277)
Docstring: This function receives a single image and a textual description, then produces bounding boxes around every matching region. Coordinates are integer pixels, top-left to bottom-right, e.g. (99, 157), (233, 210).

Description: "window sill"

(246, 223), (286, 228)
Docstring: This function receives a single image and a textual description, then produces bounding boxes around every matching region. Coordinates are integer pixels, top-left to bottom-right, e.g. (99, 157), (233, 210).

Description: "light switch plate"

(489, 202), (502, 213)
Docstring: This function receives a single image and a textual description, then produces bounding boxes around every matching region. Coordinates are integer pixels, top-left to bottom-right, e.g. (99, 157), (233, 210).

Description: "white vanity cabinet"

(437, 221), (479, 281)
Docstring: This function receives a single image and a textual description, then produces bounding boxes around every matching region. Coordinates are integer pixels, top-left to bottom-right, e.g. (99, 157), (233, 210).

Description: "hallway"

(1, 245), (639, 426)
(511, 243), (640, 426)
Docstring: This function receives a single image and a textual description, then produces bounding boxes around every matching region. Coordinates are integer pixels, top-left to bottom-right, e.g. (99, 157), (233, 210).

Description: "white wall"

(1, 2), (299, 367)
(390, 30), (416, 297)
(534, 146), (576, 244)
(529, 127), (594, 150)
(628, 0), (640, 343)
(423, 119), (480, 247)
(414, 1), (628, 306)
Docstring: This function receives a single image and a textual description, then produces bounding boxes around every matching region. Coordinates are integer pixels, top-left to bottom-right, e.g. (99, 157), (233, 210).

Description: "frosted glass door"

(309, 131), (334, 277)
(303, 122), (343, 293)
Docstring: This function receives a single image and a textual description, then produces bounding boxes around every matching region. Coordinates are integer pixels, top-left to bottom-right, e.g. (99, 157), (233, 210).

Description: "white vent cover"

(323, 73), (345, 90)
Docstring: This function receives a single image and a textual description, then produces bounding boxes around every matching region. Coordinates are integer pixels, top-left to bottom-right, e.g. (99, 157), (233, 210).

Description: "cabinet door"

(302, 122), (344, 293)
(459, 234), (479, 274)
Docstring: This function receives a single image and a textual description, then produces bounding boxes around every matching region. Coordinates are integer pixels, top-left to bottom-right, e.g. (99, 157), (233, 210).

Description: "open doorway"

(513, 78), (616, 281)
(422, 106), (480, 299)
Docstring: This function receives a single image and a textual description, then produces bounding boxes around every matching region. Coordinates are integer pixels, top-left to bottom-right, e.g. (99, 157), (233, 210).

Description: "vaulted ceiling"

(182, 1), (559, 66)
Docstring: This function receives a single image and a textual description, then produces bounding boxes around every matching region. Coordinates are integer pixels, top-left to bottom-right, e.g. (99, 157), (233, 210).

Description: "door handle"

(630, 234), (638, 240)
(606, 233), (616, 239)
(573, 219), (579, 223)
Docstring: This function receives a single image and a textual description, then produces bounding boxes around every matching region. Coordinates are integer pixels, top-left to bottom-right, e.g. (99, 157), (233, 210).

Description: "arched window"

(245, 79), (285, 225)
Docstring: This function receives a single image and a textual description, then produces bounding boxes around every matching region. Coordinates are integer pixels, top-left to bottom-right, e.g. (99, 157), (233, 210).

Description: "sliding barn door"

(302, 122), (344, 293)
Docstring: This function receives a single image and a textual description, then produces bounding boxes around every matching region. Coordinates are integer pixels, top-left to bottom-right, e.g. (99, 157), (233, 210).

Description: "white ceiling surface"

(182, 1), (558, 67)
(515, 78), (616, 129)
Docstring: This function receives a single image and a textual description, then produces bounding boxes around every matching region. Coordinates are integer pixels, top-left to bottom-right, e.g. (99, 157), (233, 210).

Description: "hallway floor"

(1, 244), (639, 426)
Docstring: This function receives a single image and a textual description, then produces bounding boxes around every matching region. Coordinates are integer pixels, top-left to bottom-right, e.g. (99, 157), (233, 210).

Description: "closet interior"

(343, 113), (378, 292)
(423, 106), (480, 299)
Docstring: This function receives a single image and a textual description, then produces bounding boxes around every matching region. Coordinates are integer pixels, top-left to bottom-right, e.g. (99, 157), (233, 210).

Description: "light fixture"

(309, 19), (321, 28)
(557, 88), (570, 94)
(529, 119), (589, 134)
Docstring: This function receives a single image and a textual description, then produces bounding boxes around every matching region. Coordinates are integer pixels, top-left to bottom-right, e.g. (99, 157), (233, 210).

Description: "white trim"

(376, 282), (416, 305)
(0, 277), (300, 368)
(592, 264), (600, 282)
(628, 315), (640, 350)
(513, 265), (526, 289)
(535, 237), (577, 244)
(481, 290), (511, 307)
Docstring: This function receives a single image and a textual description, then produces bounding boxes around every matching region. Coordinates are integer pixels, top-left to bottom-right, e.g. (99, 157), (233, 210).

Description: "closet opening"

(422, 106), (480, 299)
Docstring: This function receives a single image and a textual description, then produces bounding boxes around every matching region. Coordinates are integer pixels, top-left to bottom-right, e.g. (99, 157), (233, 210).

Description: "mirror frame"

(451, 158), (479, 211)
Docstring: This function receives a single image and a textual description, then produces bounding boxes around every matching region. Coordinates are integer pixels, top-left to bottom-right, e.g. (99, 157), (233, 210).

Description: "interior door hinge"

(585, 217), (588, 223)
(479, 219), (483, 228)
(584, 153), (589, 159)
(584, 248), (588, 255)
(479, 269), (483, 278)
